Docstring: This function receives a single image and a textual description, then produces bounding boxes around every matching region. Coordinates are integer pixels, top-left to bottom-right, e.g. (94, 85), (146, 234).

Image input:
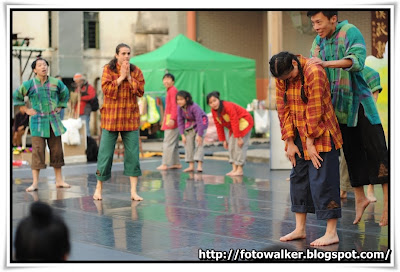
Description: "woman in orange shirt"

(270, 51), (343, 246)
(94, 43), (145, 201)
(206, 91), (253, 176)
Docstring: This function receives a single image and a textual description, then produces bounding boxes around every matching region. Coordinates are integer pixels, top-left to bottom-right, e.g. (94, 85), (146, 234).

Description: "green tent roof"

(130, 34), (256, 110)
(131, 34), (255, 70)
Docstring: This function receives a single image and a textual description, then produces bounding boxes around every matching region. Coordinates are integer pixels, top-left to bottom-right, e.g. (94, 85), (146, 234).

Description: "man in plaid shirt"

(13, 58), (70, 192)
(307, 10), (388, 227)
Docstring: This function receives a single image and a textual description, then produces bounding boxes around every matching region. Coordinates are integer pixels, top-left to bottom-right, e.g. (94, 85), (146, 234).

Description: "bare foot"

(226, 170), (235, 176)
(93, 188), (102, 200)
(183, 167), (194, 172)
(310, 233), (339, 246)
(56, 182), (71, 188)
(367, 194), (377, 203)
(353, 198), (371, 224)
(169, 164), (182, 169)
(230, 170), (243, 176)
(196, 168), (203, 173)
(131, 192), (143, 201)
(340, 190), (347, 199)
(379, 209), (388, 226)
(280, 229), (306, 242)
(26, 185), (38, 192)
(157, 165), (168, 170)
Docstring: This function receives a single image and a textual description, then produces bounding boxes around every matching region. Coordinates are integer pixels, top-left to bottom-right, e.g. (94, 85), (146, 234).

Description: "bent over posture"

(270, 52), (343, 246)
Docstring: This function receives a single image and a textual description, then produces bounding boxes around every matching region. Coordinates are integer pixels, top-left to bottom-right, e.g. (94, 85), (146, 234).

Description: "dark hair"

(31, 58), (49, 70)
(107, 43), (136, 73)
(306, 10), (338, 19)
(14, 202), (70, 261)
(163, 73), (175, 82)
(269, 51), (308, 104)
(176, 90), (193, 106)
(206, 91), (224, 117)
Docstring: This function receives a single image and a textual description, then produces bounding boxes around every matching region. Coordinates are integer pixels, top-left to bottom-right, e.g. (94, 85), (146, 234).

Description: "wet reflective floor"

(11, 158), (389, 261)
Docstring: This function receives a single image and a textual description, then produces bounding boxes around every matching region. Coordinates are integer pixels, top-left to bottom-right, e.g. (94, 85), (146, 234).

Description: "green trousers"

(96, 129), (142, 181)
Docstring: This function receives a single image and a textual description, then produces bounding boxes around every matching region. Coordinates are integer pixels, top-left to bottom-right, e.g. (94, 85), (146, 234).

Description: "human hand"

(167, 119), (175, 127)
(17, 125), (24, 131)
(181, 134), (186, 145)
(124, 61), (131, 81)
(237, 137), (244, 148)
(373, 91), (379, 102)
(26, 108), (37, 116)
(308, 57), (325, 67)
(307, 144), (323, 169)
(120, 62), (128, 79)
(286, 141), (301, 167)
(223, 141), (228, 150)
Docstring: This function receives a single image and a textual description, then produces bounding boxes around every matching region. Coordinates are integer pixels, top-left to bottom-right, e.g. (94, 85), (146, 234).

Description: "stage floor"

(11, 158), (390, 262)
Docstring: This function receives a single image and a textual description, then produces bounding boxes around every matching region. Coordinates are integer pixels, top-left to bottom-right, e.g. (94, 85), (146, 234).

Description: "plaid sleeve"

(131, 66), (145, 97)
(343, 26), (366, 73)
(310, 36), (321, 58)
(362, 66), (382, 93)
(275, 79), (294, 141)
(57, 80), (70, 108)
(13, 82), (30, 106)
(101, 65), (118, 100)
(304, 65), (327, 139)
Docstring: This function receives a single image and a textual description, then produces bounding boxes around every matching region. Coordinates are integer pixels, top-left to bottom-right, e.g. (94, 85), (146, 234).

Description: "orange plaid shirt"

(275, 55), (343, 160)
(100, 63), (145, 131)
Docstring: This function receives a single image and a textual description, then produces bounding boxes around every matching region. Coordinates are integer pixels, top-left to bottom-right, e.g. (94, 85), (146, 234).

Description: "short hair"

(176, 90), (193, 106)
(307, 10), (338, 19)
(31, 58), (49, 70)
(14, 202), (70, 261)
(163, 73), (175, 81)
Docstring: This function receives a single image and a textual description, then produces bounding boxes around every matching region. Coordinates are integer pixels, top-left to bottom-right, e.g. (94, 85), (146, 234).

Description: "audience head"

(14, 201), (70, 261)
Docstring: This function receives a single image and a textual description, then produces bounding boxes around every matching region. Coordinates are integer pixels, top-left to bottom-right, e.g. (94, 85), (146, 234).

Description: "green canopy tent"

(130, 34), (256, 110)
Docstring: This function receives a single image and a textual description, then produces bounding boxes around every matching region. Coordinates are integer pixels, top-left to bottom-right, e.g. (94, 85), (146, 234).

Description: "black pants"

(290, 133), (341, 220)
(339, 105), (388, 187)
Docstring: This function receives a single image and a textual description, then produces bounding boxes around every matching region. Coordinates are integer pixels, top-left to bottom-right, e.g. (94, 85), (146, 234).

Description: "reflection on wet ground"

(11, 158), (389, 261)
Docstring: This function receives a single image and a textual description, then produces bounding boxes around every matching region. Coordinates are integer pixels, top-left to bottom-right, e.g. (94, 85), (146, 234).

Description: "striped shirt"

(362, 66), (382, 93)
(275, 55), (343, 160)
(100, 63), (145, 131)
(13, 76), (69, 137)
(310, 20), (381, 127)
